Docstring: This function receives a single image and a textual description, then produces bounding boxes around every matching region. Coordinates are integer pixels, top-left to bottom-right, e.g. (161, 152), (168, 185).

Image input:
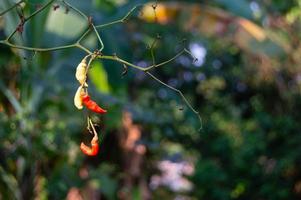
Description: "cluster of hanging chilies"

(74, 54), (107, 156)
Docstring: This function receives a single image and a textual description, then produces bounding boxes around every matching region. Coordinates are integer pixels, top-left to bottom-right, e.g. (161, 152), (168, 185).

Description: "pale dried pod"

(75, 58), (87, 85)
(74, 86), (84, 109)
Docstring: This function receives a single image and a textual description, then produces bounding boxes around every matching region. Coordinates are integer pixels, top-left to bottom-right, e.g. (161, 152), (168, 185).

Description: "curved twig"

(146, 71), (202, 129)
(6, 0), (56, 41)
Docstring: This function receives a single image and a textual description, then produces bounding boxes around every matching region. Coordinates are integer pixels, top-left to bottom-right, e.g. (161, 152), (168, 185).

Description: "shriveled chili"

(80, 134), (99, 156)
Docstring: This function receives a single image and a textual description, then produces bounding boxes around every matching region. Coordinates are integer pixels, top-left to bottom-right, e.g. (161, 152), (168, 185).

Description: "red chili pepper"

(80, 135), (99, 156)
(81, 94), (107, 114)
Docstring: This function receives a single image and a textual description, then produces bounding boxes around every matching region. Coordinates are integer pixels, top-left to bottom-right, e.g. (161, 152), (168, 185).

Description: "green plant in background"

(1, 0), (301, 200)
(0, 0), (200, 199)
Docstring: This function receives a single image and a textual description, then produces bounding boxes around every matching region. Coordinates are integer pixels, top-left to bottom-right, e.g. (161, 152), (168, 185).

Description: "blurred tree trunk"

(118, 111), (150, 200)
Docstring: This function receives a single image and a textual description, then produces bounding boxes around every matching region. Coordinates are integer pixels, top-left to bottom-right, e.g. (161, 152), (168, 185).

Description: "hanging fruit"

(81, 94), (107, 114)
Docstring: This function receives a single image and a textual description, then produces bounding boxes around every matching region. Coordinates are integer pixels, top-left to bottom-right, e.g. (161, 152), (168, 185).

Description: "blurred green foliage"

(1, 0), (301, 199)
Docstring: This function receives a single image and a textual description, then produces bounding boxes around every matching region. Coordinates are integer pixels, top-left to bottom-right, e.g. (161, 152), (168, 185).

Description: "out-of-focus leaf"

(89, 61), (111, 94)
(27, 0), (52, 47)
(45, 7), (86, 41)
(234, 20), (287, 57)
(215, 0), (253, 19)
(90, 164), (118, 199)
(140, 2), (287, 57)
(238, 18), (266, 41)
(99, 174), (118, 199)
(1, 0), (21, 42)
(0, 166), (22, 200)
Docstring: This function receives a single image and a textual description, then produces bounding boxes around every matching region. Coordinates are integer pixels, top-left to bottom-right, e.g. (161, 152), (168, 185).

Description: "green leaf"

(45, 7), (86, 40)
(215, 0), (253, 19)
(89, 61), (111, 94)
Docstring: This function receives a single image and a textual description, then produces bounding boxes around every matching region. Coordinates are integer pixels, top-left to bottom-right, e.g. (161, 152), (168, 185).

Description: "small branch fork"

(0, 0), (24, 16)
(0, 0), (202, 128)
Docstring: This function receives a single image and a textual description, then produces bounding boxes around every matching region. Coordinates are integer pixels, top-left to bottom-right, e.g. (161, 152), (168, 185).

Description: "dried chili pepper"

(74, 86), (84, 109)
(81, 94), (107, 114)
(80, 134), (99, 156)
(80, 119), (100, 156)
(75, 58), (87, 86)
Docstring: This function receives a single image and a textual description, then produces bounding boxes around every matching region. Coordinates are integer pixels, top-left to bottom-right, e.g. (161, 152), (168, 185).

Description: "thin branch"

(98, 54), (147, 71)
(89, 118), (98, 140)
(92, 24), (104, 51)
(0, 0), (24, 17)
(121, 5), (140, 22)
(77, 6), (139, 44)
(76, 44), (92, 54)
(0, 40), (92, 54)
(77, 28), (90, 43)
(61, 0), (87, 19)
(98, 48), (193, 72)
(62, 0), (104, 51)
(95, 5), (140, 29)
(95, 20), (122, 29)
(146, 71), (202, 129)
(0, 40), (75, 52)
(0, 3), (139, 55)
(183, 48), (198, 62)
(152, 1), (158, 23)
(148, 36), (160, 67)
(6, 0), (56, 41)
(145, 48), (191, 70)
